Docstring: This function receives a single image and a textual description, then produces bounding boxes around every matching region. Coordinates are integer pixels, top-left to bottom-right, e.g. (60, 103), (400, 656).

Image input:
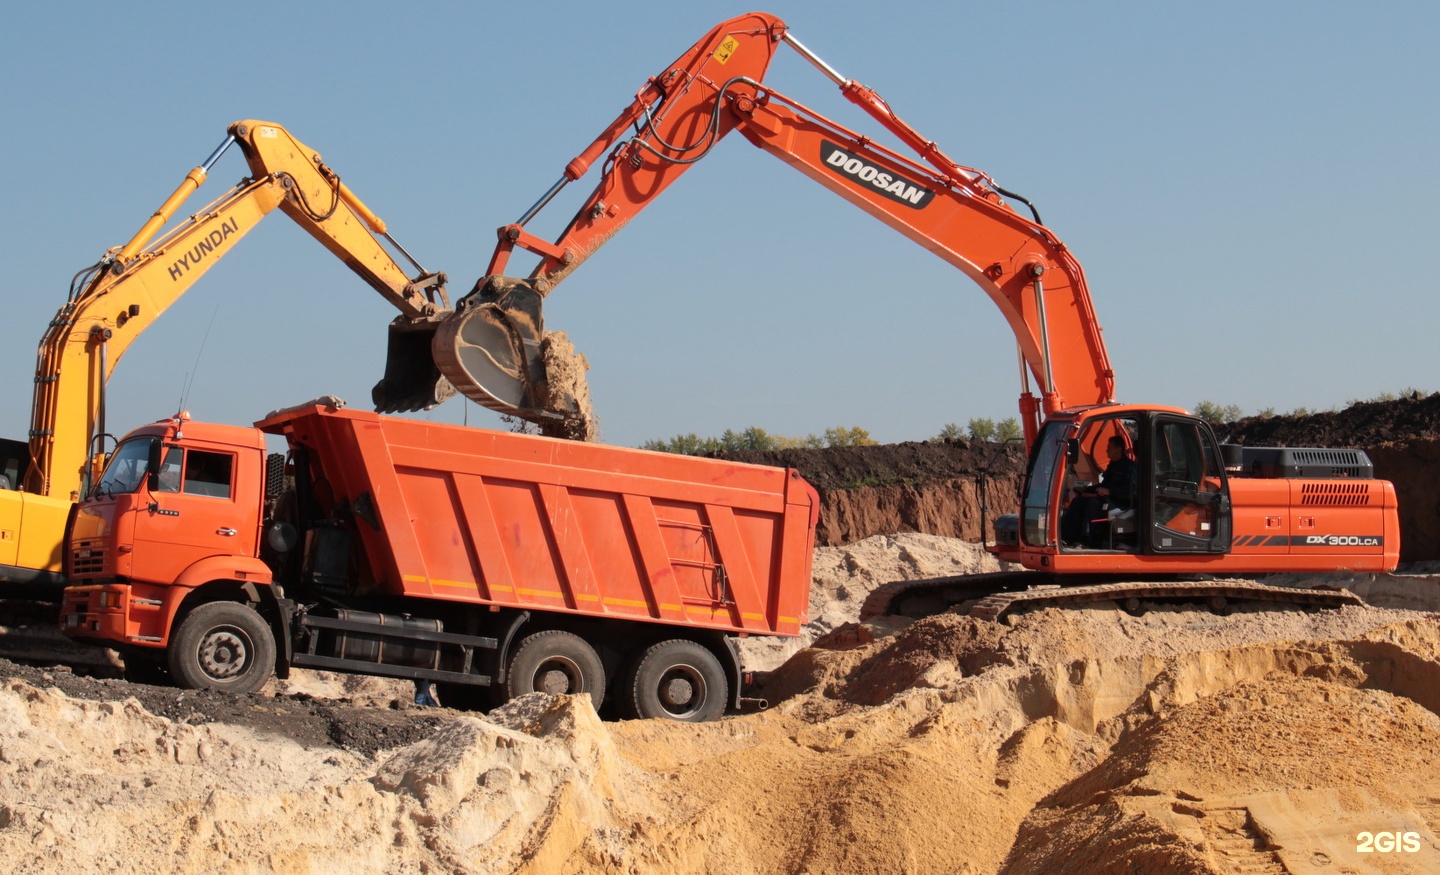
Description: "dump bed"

(257, 404), (819, 637)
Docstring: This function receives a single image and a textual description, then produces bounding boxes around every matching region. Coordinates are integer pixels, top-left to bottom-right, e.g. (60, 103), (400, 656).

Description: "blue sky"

(3, 1), (1436, 449)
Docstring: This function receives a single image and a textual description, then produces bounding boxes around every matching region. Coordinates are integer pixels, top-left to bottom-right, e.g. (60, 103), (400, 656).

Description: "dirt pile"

(1223, 391), (1440, 447)
(2, 533), (1439, 873)
(736, 532), (1015, 671)
(537, 330), (600, 442)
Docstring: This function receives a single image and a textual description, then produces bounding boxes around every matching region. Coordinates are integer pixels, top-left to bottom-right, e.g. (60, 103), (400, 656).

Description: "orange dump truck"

(60, 400), (819, 721)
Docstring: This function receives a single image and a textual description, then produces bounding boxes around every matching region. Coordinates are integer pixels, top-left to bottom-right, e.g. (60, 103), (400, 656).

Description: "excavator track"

(967, 580), (1363, 623)
(861, 572), (1364, 624)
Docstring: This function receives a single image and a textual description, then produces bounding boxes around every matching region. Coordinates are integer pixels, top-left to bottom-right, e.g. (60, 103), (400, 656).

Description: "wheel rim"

(197, 626), (252, 681)
(655, 663), (707, 719)
(531, 655), (583, 695)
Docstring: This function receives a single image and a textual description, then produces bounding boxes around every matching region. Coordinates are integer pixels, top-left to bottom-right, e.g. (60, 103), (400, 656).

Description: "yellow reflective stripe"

(395, 577), (690, 615)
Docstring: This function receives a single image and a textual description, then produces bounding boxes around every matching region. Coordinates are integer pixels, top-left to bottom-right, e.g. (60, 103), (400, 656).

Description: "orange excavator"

(1, 120), (453, 594)
(429, 13), (1398, 616)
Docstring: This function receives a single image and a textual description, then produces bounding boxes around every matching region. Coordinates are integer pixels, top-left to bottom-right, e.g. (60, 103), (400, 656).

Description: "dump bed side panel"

(262, 406), (816, 636)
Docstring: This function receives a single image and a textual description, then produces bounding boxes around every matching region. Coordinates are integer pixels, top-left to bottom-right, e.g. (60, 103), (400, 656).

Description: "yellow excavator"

(0, 120), (454, 594)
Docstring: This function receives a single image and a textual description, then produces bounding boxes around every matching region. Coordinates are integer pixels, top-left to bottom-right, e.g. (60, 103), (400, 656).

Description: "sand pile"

(737, 532), (1013, 671)
(2, 533), (1438, 874)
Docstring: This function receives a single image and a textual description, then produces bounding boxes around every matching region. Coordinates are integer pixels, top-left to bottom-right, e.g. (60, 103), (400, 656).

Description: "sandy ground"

(2, 533), (1439, 874)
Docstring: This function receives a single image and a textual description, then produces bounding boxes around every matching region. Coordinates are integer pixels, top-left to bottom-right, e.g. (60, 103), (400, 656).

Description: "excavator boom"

(433, 13), (1115, 445)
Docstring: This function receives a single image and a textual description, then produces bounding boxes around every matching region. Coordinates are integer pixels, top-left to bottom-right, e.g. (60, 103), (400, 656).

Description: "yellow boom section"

(5, 121), (452, 588)
(27, 119), (452, 502)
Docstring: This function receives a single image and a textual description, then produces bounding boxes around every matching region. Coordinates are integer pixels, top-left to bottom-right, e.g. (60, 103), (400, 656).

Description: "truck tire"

(505, 630), (605, 710)
(623, 639), (727, 722)
(168, 601), (276, 695)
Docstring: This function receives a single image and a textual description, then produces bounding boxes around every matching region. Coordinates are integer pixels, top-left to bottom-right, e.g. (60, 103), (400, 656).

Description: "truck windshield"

(97, 437), (156, 496)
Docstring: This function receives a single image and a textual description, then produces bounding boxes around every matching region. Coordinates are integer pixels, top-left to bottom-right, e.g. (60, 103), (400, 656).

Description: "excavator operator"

(1062, 436), (1138, 548)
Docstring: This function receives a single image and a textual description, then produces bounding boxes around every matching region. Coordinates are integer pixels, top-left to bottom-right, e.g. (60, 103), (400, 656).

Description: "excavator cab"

(1018, 407), (1233, 561)
(0, 438), (25, 492)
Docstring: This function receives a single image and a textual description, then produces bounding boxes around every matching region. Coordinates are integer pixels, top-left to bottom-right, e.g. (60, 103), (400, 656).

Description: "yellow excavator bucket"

(372, 318), (458, 414)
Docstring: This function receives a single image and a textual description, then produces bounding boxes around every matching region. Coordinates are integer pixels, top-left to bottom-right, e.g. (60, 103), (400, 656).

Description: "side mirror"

(146, 440), (163, 491)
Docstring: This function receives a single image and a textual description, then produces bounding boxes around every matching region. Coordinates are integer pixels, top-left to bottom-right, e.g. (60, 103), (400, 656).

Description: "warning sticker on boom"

(713, 36), (739, 64)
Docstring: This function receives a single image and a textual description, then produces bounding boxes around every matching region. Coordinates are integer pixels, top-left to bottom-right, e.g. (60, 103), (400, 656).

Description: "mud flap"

(370, 317), (458, 413)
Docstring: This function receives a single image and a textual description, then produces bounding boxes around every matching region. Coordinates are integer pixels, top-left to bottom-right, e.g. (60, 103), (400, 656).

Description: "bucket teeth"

(371, 317), (457, 413)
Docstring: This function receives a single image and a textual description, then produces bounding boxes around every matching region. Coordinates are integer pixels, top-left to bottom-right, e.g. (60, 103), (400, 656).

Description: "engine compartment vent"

(1226, 446), (1374, 480)
(1300, 482), (1373, 506)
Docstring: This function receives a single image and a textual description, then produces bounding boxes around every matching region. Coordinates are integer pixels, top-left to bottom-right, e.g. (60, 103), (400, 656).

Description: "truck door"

(1147, 416), (1231, 553)
(129, 445), (251, 584)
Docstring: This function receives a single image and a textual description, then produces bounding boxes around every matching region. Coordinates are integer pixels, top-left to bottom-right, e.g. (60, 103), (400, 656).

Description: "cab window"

(183, 450), (233, 498)
(156, 448), (233, 499)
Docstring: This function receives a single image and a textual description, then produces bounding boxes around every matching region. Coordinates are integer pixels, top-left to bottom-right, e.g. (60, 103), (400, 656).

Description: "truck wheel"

(505, 630), (606, 710)
(624, 639), (727, 722)
(167, 602), (276, 695)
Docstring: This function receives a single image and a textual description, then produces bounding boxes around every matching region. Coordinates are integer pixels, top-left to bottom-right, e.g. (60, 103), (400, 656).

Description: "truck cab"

(64, 416), (271, 649)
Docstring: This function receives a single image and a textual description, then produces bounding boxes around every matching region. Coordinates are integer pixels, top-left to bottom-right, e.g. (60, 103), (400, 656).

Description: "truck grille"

(70, 538), (107, 576)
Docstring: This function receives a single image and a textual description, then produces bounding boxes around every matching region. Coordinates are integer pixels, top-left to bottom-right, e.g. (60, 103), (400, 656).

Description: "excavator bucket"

(431, 277), (598, 440)
(371, 318), (458, 413)
(431, 284), (544, 415)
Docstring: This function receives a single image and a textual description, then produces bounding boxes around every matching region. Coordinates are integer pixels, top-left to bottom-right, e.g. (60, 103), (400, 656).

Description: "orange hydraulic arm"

(437, 12), (1115, 445)
(26, 120), (452, 502)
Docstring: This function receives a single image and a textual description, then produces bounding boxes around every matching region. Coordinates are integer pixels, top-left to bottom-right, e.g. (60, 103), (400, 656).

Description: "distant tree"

(996, 417), (1023, 443)
(643, 425), (870, 454)
(967, 418), (996, 441)
(824, 426), (877, 447)
(714, 427), (777, 451)
(1193, 400), (1242, 424)
(641, 433), (718, 454)
(934, 423), (966, 442)
(774, 433), (825, 449)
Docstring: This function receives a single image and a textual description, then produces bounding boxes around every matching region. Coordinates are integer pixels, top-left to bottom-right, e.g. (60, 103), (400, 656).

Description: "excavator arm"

(25, 119), (453, 502)
(434, 13), (1115, 445)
